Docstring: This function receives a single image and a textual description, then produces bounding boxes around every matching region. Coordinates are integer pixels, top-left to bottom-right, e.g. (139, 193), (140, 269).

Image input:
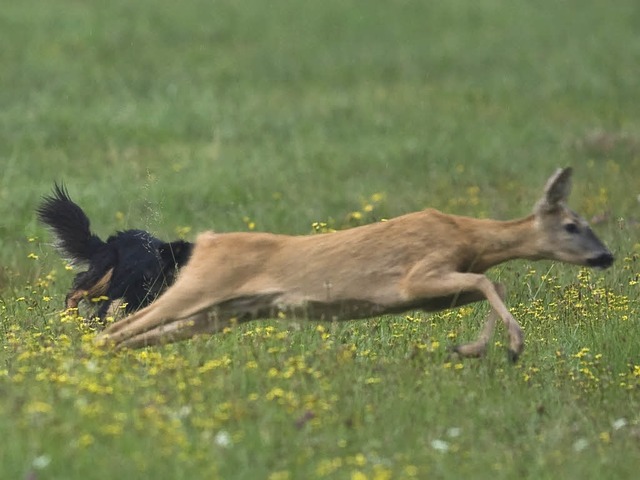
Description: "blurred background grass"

(2, 0), (638, 279)
(1, 1), (639, 478)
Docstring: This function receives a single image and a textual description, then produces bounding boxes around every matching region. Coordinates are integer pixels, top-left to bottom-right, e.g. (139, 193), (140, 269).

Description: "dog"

(97, 168), (613, 361)
(37, 183), (193, 324)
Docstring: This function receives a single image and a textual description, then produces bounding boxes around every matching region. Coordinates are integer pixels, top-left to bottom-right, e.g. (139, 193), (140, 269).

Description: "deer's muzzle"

(587, 252), (614, 269)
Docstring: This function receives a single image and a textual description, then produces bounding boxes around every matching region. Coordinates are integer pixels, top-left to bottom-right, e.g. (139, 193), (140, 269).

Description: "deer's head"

(533, 167), (613, 269)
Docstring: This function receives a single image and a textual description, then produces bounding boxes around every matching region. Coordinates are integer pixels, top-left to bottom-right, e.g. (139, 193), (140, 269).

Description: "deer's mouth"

(587, 252), (614, 269)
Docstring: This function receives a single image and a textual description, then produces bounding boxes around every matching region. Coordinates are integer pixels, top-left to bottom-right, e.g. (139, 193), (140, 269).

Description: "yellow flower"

(404, 465), (419, 477)
(266, 387), (285, 400)
(316, 458), (343, 477)
(175, 226), (192, 238)
(372, 465), (392, 480)
(353, 453), (366, 466)
(573, 347), (590, 359)
(77, 433), (95, 448)
(102, 423), (124, 436)
(351, 471), (367, 480)
(269, 471), (290, 480)
(242, 216), (256, 230)
(26, 401), (52, 414)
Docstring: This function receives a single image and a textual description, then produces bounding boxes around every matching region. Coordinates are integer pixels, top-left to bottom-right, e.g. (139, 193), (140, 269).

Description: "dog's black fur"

(37, 183), (193, 324)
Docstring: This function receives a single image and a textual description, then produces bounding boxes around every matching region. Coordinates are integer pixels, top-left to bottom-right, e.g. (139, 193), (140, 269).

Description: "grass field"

(1, 0), (639, 478)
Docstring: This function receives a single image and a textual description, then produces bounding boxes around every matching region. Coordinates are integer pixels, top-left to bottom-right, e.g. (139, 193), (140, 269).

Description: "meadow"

(1, 0), (639, 478)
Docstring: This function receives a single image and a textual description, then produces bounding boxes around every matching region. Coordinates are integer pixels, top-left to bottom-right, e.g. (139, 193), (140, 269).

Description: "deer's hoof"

(507, 349), (520, 364)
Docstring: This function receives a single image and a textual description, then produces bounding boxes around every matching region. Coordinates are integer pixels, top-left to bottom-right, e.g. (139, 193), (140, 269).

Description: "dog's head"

(158, 240), (194, 282)
(114, 236), (194, 312)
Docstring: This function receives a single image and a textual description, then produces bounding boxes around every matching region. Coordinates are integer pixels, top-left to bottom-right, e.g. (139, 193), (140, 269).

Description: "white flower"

(215, 430), (232, 448)
(431, 439), (449, 452)
(446, 427), (462, 438)
(32, 455), (52, 470)
(612, 418), (628, 430)
(176, 405), (192, 419)
(572, 438), (589, 452)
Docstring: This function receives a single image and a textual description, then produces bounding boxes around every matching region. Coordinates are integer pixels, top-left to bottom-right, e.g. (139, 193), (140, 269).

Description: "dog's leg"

(404, 270), (523, 361)
(66, 267), (114, 317)
(65, 289), (85, 310)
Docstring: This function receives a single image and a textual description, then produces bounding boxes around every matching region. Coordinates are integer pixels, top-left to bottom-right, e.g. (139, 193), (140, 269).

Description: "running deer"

(97, 168), (613, 361)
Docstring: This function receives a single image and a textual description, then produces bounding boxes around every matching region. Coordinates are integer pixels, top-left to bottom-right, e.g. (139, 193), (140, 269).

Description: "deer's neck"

(464, 215), (539, 272)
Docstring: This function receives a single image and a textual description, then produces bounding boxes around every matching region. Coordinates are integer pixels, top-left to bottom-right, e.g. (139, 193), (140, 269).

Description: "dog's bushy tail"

(36, 183), (106, 265)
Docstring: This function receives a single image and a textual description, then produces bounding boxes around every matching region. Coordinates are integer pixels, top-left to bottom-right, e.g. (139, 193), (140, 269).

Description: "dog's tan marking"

(65, 268), (114, 309)
(96, 168), (613, 361)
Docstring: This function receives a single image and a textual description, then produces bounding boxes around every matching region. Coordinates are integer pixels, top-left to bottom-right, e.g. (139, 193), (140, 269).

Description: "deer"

(96, 168), (614, 362)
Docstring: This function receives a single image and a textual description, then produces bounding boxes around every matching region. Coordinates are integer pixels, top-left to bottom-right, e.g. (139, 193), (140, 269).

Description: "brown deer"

(97, 168), (613, 361)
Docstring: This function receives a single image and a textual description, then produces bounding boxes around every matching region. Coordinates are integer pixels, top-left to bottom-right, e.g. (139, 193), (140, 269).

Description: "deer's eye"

(564, 223), (580, 234)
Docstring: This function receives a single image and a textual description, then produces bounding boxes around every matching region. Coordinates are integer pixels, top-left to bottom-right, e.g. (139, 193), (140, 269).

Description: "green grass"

(1, 0), (639, 478)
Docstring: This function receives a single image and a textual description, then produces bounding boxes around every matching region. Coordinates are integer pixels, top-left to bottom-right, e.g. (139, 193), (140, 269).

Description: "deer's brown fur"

(97, 168), (613, 361)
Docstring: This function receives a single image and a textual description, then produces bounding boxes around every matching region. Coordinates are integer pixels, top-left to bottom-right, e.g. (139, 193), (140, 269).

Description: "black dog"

(37, 184), (193, 324)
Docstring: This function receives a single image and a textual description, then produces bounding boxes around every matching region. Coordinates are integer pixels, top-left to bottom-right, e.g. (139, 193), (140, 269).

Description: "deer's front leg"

(116, 311), (231, 349)
(403, 270), (524, 362)
(449, 283), (514, 359)
(96, 267), (216, 346)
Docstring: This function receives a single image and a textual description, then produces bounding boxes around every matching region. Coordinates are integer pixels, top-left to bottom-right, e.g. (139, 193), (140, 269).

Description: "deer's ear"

(534, 167), (573, 214)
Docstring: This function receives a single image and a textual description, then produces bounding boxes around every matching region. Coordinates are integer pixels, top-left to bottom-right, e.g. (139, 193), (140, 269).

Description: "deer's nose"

(587, 252), (614, 269)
